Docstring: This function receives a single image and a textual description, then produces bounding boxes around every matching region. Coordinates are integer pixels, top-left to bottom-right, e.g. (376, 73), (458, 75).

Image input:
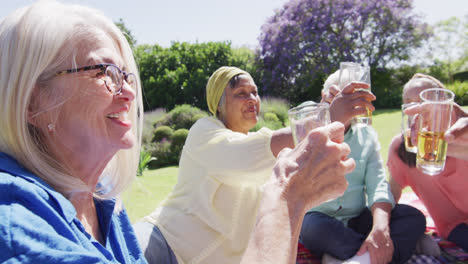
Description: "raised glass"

(288, 101), (331, 146)
(338, 62), (372, 126)
(416, 88), (455, 175)
(401, 102), (418, 153)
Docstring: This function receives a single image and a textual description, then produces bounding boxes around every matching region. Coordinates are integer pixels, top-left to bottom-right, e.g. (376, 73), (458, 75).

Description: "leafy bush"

(142, 108), (166, 144)
(264, 112), (280, 122)
(146, 128), (189, 169)
(152, 126), (173, 142)
(170, 128), (189, 157)
(251, 96), (290, 132)
(260, 97), (290, 125)
(253, 114), (284, 131)
(146, 140), (176, 169)
(447, 81), (468, 105)
(154, 104), (208, 130)
(171, 129), (189, 146)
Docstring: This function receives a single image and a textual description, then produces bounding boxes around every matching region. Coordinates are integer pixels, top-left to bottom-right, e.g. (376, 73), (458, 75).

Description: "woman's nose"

(116, 81), (136, 102)
(248, 93), (257, 103)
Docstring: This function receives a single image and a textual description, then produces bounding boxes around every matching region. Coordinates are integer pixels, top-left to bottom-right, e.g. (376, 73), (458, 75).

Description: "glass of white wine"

(338, 62), (372, 126)
(288, 101), (330, 146)
(401, 102), (418, 153)
(416, 88), (455, 175)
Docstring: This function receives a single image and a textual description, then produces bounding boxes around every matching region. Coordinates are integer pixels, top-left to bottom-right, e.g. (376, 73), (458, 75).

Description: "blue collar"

(0, 152), (77, 223)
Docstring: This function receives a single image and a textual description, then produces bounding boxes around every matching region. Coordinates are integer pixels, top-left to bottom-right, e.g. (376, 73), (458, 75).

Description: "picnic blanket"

(296, 192), (468, 264)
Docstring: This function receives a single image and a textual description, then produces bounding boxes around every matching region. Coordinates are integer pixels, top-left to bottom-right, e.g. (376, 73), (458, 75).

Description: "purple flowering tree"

(257, 0), (431, 103)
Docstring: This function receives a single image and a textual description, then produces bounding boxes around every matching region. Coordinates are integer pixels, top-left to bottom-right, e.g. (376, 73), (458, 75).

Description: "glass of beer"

(338, 62), (372, 126)
(416, 88), (455, 175)
(288, 101), (331, 146)
(401, 102), (418, 153)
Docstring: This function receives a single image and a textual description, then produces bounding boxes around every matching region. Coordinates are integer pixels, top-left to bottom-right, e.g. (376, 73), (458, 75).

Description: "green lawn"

(122, 108), (405, 223)
(122, 167), (179, 223)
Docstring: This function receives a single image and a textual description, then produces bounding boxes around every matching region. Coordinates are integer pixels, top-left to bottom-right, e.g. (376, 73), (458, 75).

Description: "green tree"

(136, 42), (258, 111)
(257, 0), (431, 104)
(426, 16), (468, 83)
(115, 18), (136, 49)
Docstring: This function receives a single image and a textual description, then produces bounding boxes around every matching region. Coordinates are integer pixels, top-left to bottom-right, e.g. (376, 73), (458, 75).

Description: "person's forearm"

(271, 127), (294, 157)
(389, 176), (402, 202)
(241, 182), (305, 264)
(370, 202), (392, 228)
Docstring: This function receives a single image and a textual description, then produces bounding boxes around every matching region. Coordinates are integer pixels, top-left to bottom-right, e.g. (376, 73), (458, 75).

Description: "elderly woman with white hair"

(135, 66), (355, 264)
(0, 1), (146, 262)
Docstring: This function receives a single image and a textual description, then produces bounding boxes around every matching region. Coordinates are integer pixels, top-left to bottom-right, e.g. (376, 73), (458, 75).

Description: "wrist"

(261, 181), (308, 223)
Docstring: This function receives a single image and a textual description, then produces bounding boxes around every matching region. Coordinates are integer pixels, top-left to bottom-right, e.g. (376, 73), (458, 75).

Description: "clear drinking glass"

(416, 88), (455, 175)
(401, 102), (418, 153)
(338, 62), (372, 126)
(288, 101), (331, 146)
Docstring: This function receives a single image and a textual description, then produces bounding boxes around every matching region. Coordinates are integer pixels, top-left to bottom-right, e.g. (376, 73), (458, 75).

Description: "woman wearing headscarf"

(135, 66), (354, 264)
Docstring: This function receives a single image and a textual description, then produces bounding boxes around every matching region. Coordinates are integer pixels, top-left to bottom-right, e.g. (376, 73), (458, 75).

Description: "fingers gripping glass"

(56, 63), (137, 94)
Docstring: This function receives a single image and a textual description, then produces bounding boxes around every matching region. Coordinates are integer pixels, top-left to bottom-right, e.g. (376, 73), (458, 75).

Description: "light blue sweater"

(307, 125), (395, 224)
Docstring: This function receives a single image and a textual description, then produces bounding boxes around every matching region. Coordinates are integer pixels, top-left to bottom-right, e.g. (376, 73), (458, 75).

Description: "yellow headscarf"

(206, 66), (251, 115)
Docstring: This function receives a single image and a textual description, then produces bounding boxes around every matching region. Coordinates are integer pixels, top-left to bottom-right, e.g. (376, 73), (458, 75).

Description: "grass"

(124, 107), (463, 223)
(122, 166), (178, 223)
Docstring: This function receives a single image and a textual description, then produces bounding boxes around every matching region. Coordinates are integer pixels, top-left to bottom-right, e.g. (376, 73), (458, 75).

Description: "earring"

(47, 123), (55, 132)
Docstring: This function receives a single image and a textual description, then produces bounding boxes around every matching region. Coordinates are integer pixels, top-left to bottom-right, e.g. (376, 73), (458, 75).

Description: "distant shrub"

(146, 105), (202, 169)
(142, 108), (166, 144)
(152, 126), (173, 142)
(264, 112), (280, 122)
(447, 81), (468, 105)
(251, 97), (289, 132)
(154, 104), (208, 130)
(146, 140), (177, 169)
(171, 129), (189, 147)
(260, 97), (290, 125)
(263, 112), (284, 130)
(171, 128), (189, 157)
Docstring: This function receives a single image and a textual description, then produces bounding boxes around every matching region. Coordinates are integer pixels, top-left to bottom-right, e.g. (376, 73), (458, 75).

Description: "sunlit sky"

(1, 0), (467, 48)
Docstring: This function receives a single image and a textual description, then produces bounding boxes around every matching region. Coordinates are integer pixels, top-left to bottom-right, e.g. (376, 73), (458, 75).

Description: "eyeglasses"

(55, 63), (137, 94)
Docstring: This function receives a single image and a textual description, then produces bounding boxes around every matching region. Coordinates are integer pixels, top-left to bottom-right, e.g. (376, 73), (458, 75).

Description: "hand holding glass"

(416, 88), (455, 175)
(338, 62), (372, 126)
(288, 102), (331, 146)
(401, 102), (418, 153)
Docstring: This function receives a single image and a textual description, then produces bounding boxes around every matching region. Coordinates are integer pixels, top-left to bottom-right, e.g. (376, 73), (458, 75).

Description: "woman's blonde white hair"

(322, 70), (340, 95)
(0, 0), (143, 206)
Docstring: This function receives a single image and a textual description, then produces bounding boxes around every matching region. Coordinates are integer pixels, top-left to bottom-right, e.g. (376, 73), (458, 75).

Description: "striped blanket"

(296, 192), (468, 264)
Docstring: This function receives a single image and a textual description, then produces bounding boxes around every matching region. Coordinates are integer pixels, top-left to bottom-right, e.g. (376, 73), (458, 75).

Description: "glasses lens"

(105, 65), (122, 94)
(125, 73), (137, 91)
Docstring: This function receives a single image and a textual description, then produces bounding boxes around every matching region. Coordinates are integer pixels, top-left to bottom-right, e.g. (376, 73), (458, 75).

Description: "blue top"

(0, 152), (147, 263)
(307, 125), (395, 223)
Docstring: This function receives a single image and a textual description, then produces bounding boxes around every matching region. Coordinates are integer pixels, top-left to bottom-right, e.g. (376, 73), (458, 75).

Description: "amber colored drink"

(352, 88), (372, 126)
(416, 131), (448, 175)
(404, 130), (417, 153)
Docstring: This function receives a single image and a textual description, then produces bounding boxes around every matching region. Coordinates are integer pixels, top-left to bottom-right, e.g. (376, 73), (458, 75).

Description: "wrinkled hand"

(324, 83), (375, 127)
(321, 84), (340, 104)
(445, 116), (468, 160)
(356, 226), (394, 264)
(273, 122), (355, 210)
